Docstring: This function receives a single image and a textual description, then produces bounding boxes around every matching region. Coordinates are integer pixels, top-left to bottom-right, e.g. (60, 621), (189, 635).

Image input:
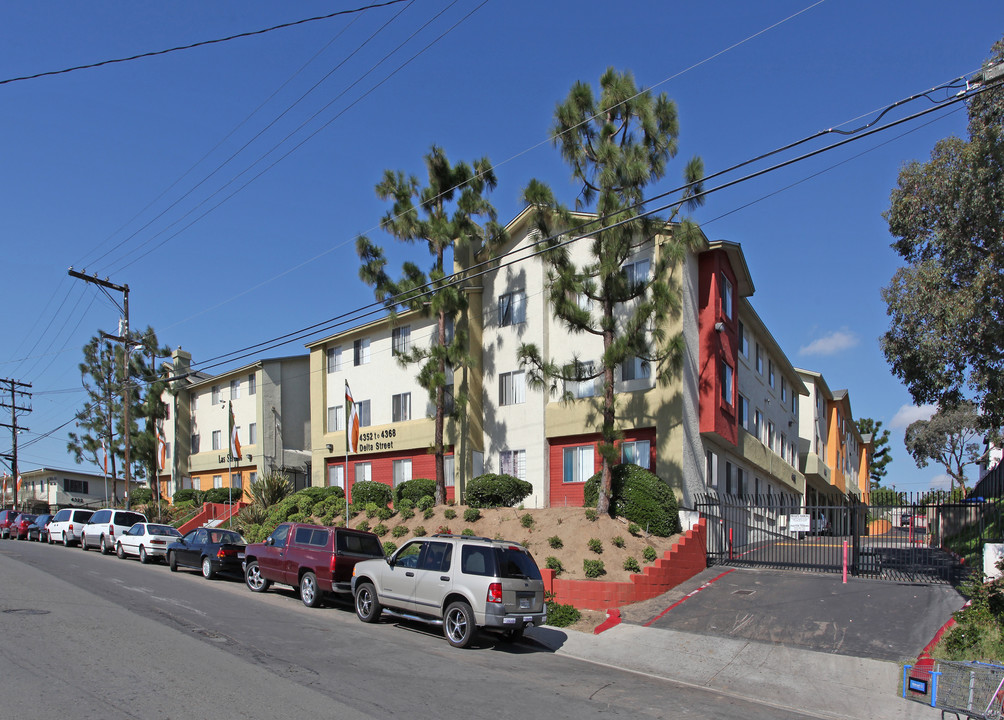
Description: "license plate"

(519, 597), (530, 609)
(237, 552), (245, 559)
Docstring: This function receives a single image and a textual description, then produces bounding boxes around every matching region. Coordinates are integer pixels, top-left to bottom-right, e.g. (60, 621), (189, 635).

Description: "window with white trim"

(563, 445), (594, 483)
(444, 455), (455, 488)
(353, 338), (370, 366)
(738, 394), (749, 430)
(212, 430), (221, 451)
(357, 400), (371, 427)
(213, 475), (222, 489)
(392, 393), (411, 422)
(392, 326), (411, 355)
(191, 433), (200, 454)
(327, 405), (343, 432)
(354, 462), (372, 484)
(248, 422), (257, 445)
(768, 359), (775, 389)
(392, 459), (412, 486)
(755, 343), (763, 374)
(721, 360), (733, 406)
(624, 259), (651, 287)
(499, 371), (526, 406)
(565, 360), (595, 399)
(230, 379), (240, 399)
(738, 321), (748, 357)
(621, 440), (650, 469)
(328, 464), (345, 490)
(621, 356), (651, 382)
(500, 449), (526, 479)
(706, 450), (718, 489)
(498, 290), (526, 327)
(326, 346), (342, 373)
(211, 385), (220, 405)
(248, 373), (257, 394)
(721, 274), (733, 320)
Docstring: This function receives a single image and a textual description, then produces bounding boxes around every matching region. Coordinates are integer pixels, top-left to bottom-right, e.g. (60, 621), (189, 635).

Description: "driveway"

(618, 567), (967, 662)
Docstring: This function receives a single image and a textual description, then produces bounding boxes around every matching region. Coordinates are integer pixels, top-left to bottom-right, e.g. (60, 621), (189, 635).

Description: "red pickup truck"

(242, 522), (384, 608)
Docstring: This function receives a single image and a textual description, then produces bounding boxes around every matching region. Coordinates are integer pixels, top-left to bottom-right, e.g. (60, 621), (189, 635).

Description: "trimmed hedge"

(203, 487), (238, 504)
(173, 489), (204, 505)
(350, 480), (393, 508)
(130, 488), (153, 505)
(465, 473), (533, 509)
(393, 478), (436, 505)
(583, 463), (680, 537)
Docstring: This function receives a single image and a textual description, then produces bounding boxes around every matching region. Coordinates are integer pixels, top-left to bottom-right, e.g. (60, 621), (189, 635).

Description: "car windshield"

(147, 524), (181, 537)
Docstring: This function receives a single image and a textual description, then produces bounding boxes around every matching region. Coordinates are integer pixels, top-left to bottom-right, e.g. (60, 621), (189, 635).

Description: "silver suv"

(351, 534), (546, 648)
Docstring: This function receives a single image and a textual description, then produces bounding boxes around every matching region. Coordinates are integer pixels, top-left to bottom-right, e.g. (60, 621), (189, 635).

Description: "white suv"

(47, 508), (95, 546)
(351, 534), (546, 648)
(80, 509), (147, 554)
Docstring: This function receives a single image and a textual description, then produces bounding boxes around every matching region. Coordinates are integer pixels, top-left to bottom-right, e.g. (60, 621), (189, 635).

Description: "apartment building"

(4, 467), (139, 510)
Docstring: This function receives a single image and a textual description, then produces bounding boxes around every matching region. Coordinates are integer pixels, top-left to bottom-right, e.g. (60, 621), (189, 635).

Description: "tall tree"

(904, 402), (997, 493)
(517, 68), (704, 514)
(882, 38), (1004, 426)
(357, 146), (506, 505)
(67, 326), (170, 503)
(856, 417), (892, 489)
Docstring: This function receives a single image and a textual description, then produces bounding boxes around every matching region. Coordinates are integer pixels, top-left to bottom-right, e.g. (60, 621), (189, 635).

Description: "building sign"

(789, 514), (810, 532)
(358, 428), (397, 453)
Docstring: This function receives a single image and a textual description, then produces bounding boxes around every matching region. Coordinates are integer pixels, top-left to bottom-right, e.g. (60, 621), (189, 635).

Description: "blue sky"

(1, 1), (1001, 493)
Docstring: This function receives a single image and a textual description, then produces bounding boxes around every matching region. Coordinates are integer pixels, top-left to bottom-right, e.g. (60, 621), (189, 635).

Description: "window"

(393, 459), (412, 486)
(737, 467), (746, 497)
(212, 430), (221, 451)
(327, 405), (343, 432)
(768, 360), (775, 389)
(357, 400), (371, 427)
(624, 259), (650, 287)
(563, 445), (594, 483)
(767, 422), (775, 453)
(754, 410), (765, 443)
(725, 461), (733, 495)
(354, 462), (372, 484)
(721, 274), (733, 320)
(792, 393), (797, 414)
(781, 377), (787, 403)
(565, 361), (595, 399)
(392, 393), (411, 422)
(248, 423), (257, 445)
(738, 394), (749, 430)
(780, 433), (788, 462)
(500, 449), (526, 479)
(622, 356), (651, 382)
(621, 440), (651, 469)
(755, 343), (763, 374)
(444, 455), (455, 488)
(211, 385), (220, 405)
(721, 360), (733, 406)
(326, 347), (342, 373)
(165, 441), (171, 459)
(230, 379), (240, 399)
(498, 290), (526, 327)
(63, 478), (89, 494)
(444, 383), (455, 414)
(193, 395), (199, 411)
(353, 338), (370, 366)
(249, 471), (257, 485)
(248, 373), (257, 394)
(738, 321), (748, 357)
(392, 326), (411, 355)
(191, 433), (200, 454)
(706, 450), (718, 489)
(232, 473), (242, 489)
(499, 371), (526, 406)
(328, 464), (345, 490)
(213, 475), (222, 489)
(164, 403), (171, 420)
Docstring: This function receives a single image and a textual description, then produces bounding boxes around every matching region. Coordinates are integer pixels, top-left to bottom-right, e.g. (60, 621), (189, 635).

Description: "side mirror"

(265, 537), (274, 547)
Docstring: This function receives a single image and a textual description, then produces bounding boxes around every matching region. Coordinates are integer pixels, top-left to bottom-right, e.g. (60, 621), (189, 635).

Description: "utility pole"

(69, 268), (132, 509)
(0, 378), (32, 508)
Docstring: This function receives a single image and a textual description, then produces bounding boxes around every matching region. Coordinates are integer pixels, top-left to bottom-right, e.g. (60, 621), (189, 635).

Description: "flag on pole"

(158, 428), (167, 471)
(2, 474), (7, 499)
(229, 401), (242, 459)
(101, 438), (108, 475)
(16, 475), (22, 492)
(345, 380), (360, 454)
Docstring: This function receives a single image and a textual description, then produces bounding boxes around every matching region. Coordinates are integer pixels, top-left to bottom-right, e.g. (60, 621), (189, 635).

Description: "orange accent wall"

(698, 251), (738, 446)
(327, 447), (455, 504)
(548, 429), (657, 507)
(541, 520), (707, 610)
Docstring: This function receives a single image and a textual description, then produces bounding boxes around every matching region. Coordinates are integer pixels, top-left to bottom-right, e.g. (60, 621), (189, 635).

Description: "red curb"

(643, 568), (736, 626)
(909, 599), (970, 680)
(594, 608), (621, 634)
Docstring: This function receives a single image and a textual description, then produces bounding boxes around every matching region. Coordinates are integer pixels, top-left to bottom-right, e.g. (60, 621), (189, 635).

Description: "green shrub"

(443, 508), (457, 520)
(396, 497), (415, 511)
(414, 525), (426, 537)
(643, 545), (657, 562)
(465, 473), (533, 508)
(587, 538), (603, 554)
(364, 502), (380, 519)
(416, 495), (435, 511)
(461, 528), (475, 536)
(463, 507), (481, 523)
(584, 509), (598, 521)
(372, 523), (388, 537)
(130, 488), (154, 505)
(398, 506), (415, 520)
(392, 525), (409, 538)
(382, 541), (397, 555)
(351, 481), (393, 508)
(548, 535), (563, 549)
(612, 535), (625, 548)
(174, 499), (195, 511)
(173, 489), (204, 506)
(520, 513), (535, 529)
(547, 602), (581, 627)
(628, 522), (642, 536)
(356, 520), (371, 532)
(202, 487), (235, 504)
(583, 559), (606, 578)
(393, 478), (436, 506)
(288, 512), (307, 523)
(376, 507), (394, 521)
(423, 508), (434, 520)
(583, 463), (680, 537)
(545, 556), (564, 574)
(319, 512), (335, 526)
(623, 557), (641, 573)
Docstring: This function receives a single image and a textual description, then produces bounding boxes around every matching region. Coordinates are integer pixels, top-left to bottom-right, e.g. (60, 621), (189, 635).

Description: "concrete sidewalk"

(527, 620), (940, 720)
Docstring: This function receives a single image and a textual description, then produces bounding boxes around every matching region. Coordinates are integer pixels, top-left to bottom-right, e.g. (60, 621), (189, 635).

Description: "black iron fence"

(694, 492), (1003, 584)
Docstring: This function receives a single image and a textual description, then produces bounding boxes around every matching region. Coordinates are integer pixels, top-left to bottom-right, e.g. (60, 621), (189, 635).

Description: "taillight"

(217, 548), (236, 559)
(487, 582), (503, 604)
(151, 540), (166, 546)
(109, 526), (114, 536)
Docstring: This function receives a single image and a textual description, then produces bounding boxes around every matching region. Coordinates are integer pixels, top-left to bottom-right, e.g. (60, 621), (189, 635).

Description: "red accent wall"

(548, 429), (657, 508)
(541, 520), (707, 610)
(326, 448), (455, 504)
(698, 250), (738, 446)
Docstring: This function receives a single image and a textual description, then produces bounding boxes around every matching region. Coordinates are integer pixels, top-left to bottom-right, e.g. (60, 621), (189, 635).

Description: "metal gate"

(693, 492), (997, 585)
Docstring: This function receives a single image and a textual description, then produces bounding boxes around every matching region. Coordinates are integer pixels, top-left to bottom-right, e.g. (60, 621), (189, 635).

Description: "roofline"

(304, 306), (428, 350)
(187, 354), (307, 390)
(794, 367), (835, 401)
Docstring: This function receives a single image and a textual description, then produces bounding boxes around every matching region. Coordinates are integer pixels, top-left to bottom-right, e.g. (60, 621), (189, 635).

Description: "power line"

(0, 1), (412, 87)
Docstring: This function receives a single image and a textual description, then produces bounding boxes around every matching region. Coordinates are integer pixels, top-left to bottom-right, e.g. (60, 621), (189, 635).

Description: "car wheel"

(444, 601), (477, 648)
(80, 534), (88, 551)
(62, 533), (70, 547)
(300, 572), (321, 608)
(139, 546), (149, 564)
(498, 627), (524, 644)
(244, 560), (270, 593)
(354, 582), (382, 623)
(168, 551), (178, 572)
(100, 536), (111, 555)
(201, 557), (217, 580)
(116, 542), (125, 559)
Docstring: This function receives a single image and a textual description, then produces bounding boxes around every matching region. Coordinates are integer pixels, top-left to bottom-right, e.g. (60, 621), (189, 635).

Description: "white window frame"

(624, 259), (651, 287)
(706, 450), (719, 489)
(563, 445), (594, 483)
(721, 360), (733, 406)
(328, 405), (344, 432)
(566, 360), (596, 399)
(738, 394), (749, 430)
(248, 373), (257, 395)
(499, 371), (526, 406)
(622, 355), (651, 382)
(328, 464), (345, 490)
(211, 385), (220, 405)
(621, 440), (651, 469)
(392, 459), (413, 486)
(444, 455), (455, 488)
(357, 399), (371, 427)
(230, 379), (240, 399)
(499, 449), (526, 479)
(353, 338), (370, 366)
(354, 462), (372, 484)
(392, 393), (411, 422)
(326, 346), (342, 373)
(498, 290), (527, 327)
(213, 475), (222, 489)
(248, 422), (257, 445)
(722, 274), (733, 320)
(738, 321), (748, 357)
(392, 326), (411, 355)
(211, 430), (221, 451)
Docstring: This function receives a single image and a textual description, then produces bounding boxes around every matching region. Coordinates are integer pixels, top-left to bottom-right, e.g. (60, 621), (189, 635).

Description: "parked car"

(900, 512), (913, 527)
(47, 508), (95, 546)
(351, 533), (547, 648)
(810, 512), (832, 536)
(168, 527), (247, 579)
(27, 514), (53, 542)
(0, 509), (20, 538)
(116, 523), (183, 563)
(243, 523), (383, 608)
(80, 508), (147, 554)
(9, 513), (38, 540)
